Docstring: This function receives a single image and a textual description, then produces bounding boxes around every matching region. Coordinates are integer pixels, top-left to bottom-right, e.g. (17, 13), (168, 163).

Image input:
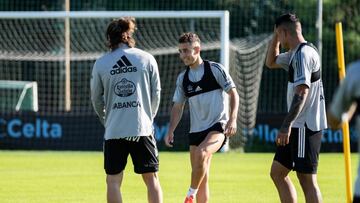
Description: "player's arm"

(90, 82), (105, 124)
(164, 73), (186, 147)
(328, 76), (357, 129)
(90, 63), (105, 125)
(210, 62), (239, 136)
(225, 87), (239, 136)
(265, 28), (282, 69)
(328, 103), (357, 129)
(164, 102), (185, 147)
(277, 84), (309, 146)
(281, 84), (309, 131)
(149, 56), (161, 119)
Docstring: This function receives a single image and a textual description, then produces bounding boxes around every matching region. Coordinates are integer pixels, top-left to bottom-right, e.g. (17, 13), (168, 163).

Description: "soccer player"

(327, 60), (360, 203)
(90, 17), (163, 203)
(265, 13), (327, 203)
(164, 32), (239, 203)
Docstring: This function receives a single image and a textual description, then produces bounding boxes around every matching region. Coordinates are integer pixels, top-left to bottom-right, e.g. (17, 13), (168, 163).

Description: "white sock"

(187, 187), (198, 197)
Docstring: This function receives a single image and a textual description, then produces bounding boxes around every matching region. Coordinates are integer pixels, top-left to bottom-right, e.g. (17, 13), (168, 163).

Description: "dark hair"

(178, 32), (201, 44)
(106, 17), (136, 50)
(275, 13), (299, 28)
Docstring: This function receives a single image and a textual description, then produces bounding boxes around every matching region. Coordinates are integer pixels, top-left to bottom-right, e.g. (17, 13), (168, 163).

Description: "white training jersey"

(173, 61), (235, 133)
(91, 44), (161, 140)
(276, 42), (327, 131)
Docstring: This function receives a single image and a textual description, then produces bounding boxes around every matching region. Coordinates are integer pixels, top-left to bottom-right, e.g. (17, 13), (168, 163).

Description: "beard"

(182, 57), (197, 66)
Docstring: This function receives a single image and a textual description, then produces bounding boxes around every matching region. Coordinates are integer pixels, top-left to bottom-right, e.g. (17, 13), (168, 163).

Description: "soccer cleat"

(184, 195), (194, 203)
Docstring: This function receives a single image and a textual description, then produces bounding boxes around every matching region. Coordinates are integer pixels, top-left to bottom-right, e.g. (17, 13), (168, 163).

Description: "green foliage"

(323, 0), (360, 63)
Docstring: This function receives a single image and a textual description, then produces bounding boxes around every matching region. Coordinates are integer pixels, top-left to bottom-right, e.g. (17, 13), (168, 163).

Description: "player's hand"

(164, 132), (174, 147)
(276, 128), (291, 146)
(224, 119), (237, 137)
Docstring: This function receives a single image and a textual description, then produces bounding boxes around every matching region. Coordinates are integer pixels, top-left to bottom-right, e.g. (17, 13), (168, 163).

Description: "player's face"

(178, 42), (199, 67)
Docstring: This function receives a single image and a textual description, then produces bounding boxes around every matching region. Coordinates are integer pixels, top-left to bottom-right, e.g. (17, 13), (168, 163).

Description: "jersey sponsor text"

(112, 101), (141, 109)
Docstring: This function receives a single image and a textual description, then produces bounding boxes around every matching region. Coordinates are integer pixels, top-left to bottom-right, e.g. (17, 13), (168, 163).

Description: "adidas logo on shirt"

(110, 55), (137, 75)
(195, 86), (202, 92)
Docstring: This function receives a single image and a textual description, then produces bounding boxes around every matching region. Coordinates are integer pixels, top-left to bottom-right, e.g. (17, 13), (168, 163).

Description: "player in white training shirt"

(328, 60), (360, 203)
(90, 17), (162, 203)
(265, 13), (327, 203)
(164, 32), (239, 203)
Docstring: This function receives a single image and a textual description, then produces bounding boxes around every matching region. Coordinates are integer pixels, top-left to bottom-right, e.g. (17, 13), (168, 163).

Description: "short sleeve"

(172, 72), (186, 104)
(275, 52), (291, 71)
(292, 49), (314, 88)
(210, 62), (236, 92)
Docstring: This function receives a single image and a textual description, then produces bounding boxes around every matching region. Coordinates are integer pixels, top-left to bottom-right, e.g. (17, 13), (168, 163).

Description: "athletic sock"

(186, 187), (198, 197)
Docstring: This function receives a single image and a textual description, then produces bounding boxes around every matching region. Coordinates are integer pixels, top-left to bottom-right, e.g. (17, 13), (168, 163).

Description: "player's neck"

(189, 57), (203, 69)
(289, 35), (306, 50)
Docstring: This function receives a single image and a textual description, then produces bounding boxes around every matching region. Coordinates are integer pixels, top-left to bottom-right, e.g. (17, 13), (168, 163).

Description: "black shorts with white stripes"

(274, 125), (322, 174)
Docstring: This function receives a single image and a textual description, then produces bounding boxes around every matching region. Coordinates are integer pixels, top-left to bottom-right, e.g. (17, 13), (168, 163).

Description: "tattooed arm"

(276, 84), (309, 146)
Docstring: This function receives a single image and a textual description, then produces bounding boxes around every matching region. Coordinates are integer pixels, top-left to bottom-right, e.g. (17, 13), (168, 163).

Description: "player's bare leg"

(106, 172), (123, 203)
(196, 157), (211, 203)
(270, 161), (297, 203)
(142, 172), (163, 203)
(188, 131), (225, 203)
(297, 173), (322, 203)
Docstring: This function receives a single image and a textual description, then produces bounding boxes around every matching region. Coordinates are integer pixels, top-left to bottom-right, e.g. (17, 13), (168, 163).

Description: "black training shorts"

(274, 126), (322, 174)
(188, 122), (227, 149)
(104, 135), (159, 175)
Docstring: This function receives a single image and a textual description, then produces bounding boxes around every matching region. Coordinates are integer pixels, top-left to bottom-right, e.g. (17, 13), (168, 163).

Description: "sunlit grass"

(0, 151), (357, 202)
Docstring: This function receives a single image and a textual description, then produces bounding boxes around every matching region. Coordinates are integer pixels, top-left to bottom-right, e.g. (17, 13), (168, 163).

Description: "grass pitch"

(0, 151), (357, 202)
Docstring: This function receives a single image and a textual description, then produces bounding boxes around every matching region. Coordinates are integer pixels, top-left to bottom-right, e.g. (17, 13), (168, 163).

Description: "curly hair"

(178, 32), (201, 44)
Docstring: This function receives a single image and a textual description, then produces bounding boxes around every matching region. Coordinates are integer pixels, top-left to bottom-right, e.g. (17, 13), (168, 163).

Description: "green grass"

(0, 151), (357, 203)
